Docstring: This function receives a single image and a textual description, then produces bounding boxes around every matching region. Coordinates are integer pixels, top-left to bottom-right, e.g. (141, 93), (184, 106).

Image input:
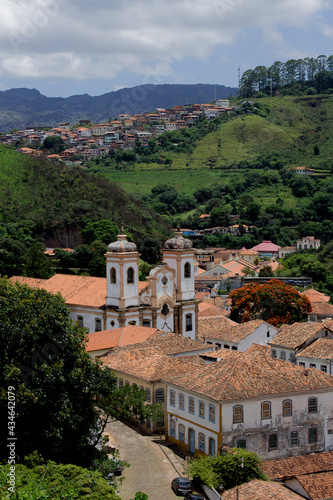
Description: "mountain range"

(0, 84), (238, 132)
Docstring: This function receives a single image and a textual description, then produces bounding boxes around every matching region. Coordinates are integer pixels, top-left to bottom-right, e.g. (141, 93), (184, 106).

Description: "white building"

(165, 345), (333, 460)
(296, 236), (321, 251)
(11, 229), (198, 339)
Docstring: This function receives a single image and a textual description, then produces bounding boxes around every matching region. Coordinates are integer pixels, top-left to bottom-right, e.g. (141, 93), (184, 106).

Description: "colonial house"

(296, 236), (321, 251)
(198, 319), (279, 351)
(295, 338), (333, 374)
(11, 229), (198, 339)
(164, 345), (333, 460)
(263, 451), (333, 500)
(101, 332), (214, 433)
(268, 322), (333, 364)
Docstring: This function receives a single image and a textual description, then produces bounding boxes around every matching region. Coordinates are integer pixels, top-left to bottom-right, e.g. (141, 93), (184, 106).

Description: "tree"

(229, 279), (312, 326)
(259, 265), (274, 277)
(42, 135), (65, 154)
(187, 448), (266, 490)
(0, 277), (117, 466)
(139, 237), (162, 264)
(22, 242), (54, 279)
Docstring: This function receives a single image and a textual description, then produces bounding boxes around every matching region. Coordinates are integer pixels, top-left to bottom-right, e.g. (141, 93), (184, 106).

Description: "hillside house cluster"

(1, 101), (234, 163)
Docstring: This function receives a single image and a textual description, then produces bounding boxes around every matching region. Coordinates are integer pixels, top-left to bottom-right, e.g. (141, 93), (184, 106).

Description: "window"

(146, 388), (151, 402)
(170, 419), (175, 437)
(125, 380), (129, 386)
(282, 400), (292, 417)
(291, 431), (299, 446)
(170, 390), (175, 407)
(232, 346), (238, 351)
(110, 267), (116, 284)
(118, 378), (123, 389)
(128, 321), (136, 325)
(199, 401), (205, 419)
(261, 402), (271, 419)
(237, 440), (246, 449)
(308, 397), (318, 413)
(199, 433), (205, 452)
(186, 314), (193, 332)
(209, 405), (215, 423)
(77, 316), (83, 327)
(289, 353), (296, 364)
(184, 262), (191, 278)
(269, 434), (278, 450)
(179, 393), (185, 410)
(280, 351), (286, 361)
(271, 349), (277, 358)
(309, 428), (317, 444)
(142, 320), (150, 327)
(161, 303), (169, 316)
(127, 267), (134, 283)
(298, 362), (305, 367)
(156, 415), (164, 427)
(155, 389), (164, 403)
(189, 397), (194, 414)
(95, 319), (102, 332)
(179, 424), (185, 442)
(224, 344), (230, 349)
(233, 405), (243, 423)
(321, 365), (327, 372)
(110, 320), (115, 327)
(310, 363), (316, 369)
(209, 438), (216, 457)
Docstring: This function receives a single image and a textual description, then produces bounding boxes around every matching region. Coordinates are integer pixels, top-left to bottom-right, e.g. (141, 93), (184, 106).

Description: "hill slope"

(0, 146), (171, 247)
(0, 84), (237, 132)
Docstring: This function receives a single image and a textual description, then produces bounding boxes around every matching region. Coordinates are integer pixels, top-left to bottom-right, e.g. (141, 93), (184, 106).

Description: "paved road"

(104, 420), (188, 500)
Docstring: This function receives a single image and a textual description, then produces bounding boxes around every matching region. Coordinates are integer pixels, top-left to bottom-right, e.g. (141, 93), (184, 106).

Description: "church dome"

(108, 231), (137, 253)
(164, 230), (193, 250)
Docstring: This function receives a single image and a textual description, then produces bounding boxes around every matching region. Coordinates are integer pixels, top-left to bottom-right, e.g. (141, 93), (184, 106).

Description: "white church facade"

(12, 229), (199, 339)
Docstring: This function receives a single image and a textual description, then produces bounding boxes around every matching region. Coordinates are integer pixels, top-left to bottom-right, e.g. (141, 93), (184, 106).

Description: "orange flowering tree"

(229, 279), (312, 327)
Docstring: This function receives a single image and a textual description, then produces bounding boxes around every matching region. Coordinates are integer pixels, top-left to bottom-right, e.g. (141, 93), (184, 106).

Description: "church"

(13, 229), (198, 340)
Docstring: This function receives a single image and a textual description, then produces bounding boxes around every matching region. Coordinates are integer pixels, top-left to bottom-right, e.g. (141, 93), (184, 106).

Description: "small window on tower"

(184, 262), (191, 278)
(110, 267), (116, 284)
(127, 267), (134, 283)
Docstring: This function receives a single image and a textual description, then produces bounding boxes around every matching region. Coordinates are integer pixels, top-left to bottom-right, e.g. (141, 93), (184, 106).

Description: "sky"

(0, 0), (332, 97)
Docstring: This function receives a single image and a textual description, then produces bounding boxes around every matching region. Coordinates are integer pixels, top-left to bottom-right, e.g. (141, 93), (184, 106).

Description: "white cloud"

(0, 0), (331, 83)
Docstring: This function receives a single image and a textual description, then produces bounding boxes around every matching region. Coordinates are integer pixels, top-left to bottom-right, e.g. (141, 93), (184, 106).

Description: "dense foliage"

(0, 277), (161, 467)
(187, 448), (266, 490)
(239, 54), (333, 97)
(0, 462), (121, 499)
(229, 279), (312, 326)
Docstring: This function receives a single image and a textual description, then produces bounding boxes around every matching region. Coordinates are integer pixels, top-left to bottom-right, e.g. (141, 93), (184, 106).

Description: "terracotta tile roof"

(222, 479), (304, 499)
(86, 326), (159, 352)
(263, 451), (333, 480)
(199, 319), (267, 342)
(195, 292), (210, 300)
(165, 347), (333, 402)
(202, 297), (232, 308)
(125, 330), (213, 356)
(295, 471), (333, 500)
(301, 288), (330, 303)
(198, 305), (230, 318)
(11, 274), (148, 308)
(310, 301), (333, 315)
(268, 323), (325, 349)
(251, 240), (281, 252)
(295, 338), (333, 359)
(195, 275), (222, 281)
(101, 349), (205, 382)
(198, 317), (239, 341)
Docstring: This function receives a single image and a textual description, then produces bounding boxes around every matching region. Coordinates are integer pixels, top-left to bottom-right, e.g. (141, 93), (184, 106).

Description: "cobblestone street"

(104, 420), (188, 500)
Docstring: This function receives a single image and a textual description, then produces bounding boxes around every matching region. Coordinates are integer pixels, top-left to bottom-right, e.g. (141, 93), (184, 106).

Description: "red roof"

(251, 240), (281, 252)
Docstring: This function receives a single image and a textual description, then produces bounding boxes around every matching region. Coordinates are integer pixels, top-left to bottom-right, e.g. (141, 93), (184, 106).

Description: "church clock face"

(161, 303), (169, 316)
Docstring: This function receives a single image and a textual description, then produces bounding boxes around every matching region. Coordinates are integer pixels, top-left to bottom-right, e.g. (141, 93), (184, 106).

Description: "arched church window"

(95, 319), (102, 331)
(110, 267), (116, 284)
(127, 267), (134, 283)
(184, 262), (191, 278)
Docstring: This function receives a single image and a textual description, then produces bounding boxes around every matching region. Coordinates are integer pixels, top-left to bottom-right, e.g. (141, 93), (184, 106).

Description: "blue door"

(189, 429), (195, 453)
